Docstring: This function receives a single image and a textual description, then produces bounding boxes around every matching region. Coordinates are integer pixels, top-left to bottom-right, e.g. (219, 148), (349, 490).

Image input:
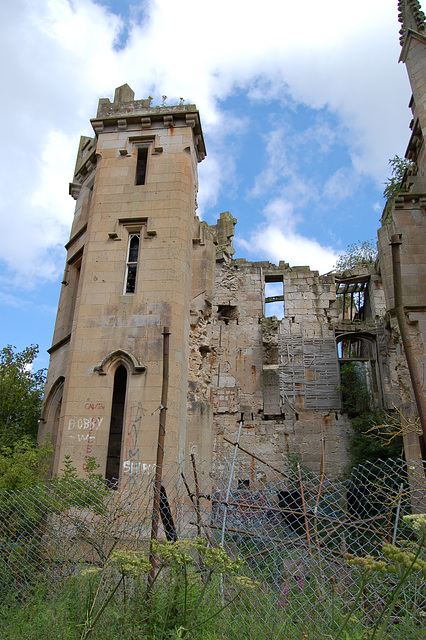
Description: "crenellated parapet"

(91, 84), (206, 163)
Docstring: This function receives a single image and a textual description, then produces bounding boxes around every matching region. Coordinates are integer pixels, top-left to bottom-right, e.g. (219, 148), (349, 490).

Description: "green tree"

(0, 345), (46, 446)
(383, 155), (413, 202)
(334, 239), (377, 272)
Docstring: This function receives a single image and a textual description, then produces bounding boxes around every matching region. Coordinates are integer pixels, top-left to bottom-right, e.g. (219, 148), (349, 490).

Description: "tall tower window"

(264, 275), (285, 319)
(106, 365), (127, 486)
(136, 147), (148, 185)
(68, 259), (82, 332)
(124, 233), (140, 293)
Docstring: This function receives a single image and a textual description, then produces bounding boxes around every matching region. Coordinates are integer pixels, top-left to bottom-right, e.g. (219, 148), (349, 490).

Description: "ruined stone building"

(39, 1), (426, 483)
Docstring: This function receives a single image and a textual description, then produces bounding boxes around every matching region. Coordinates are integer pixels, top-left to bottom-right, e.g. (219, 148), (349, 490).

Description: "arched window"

(124, 233), (140, 294)
(39, 376), (64, 476)
(106, 365), (127, 486)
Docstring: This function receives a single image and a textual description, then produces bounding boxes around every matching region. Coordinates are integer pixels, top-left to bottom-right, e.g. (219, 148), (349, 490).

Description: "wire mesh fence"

(1, 456), (425, 638)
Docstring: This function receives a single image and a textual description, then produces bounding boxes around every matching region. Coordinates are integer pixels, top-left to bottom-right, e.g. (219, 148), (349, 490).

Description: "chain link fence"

(1, 456), (425, 638)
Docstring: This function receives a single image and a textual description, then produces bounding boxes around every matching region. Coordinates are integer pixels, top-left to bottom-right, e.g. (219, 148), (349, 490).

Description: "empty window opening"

(64, 251), (83, 336)
(42, 377), (64, 476)
(68, 262), (81, 331)
(106, 365), (127, 487)
(337, 334), (382, 411)
(124, 233), (140, 293)
(264, 276), (284, 319)
(335, 276), (369, 321)
(339, 361), (374, 415)
(337, 336), (374, 360)
(136, 147), (148, 185)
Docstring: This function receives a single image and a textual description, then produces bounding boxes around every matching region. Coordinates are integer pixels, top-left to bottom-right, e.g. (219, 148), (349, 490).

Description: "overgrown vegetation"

(382, 155), (414, 219)
(0, 538), (252, 640)
(0, 512), (425, 640)
(0, 448), (423, 639)
(383, 155), (413, 202)
(0, 456), (107, 606)
(0, 344), (46, 447)
(0, 436), (53, 492)
(349, 411), (403, 467)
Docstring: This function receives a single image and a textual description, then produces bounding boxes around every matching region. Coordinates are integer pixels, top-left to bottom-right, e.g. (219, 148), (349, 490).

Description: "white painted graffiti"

(122, 460), (155, 475)
(77, 433), (96, 443)
(68, 417), (103, 431)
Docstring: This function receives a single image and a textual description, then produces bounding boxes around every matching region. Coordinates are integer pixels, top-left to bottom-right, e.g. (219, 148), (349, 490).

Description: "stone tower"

(39, 85), (213, 481)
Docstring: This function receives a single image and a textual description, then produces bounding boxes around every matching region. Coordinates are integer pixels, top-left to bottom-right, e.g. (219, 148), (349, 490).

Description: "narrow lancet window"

(136, 147), (148, 185)
(125, 233), (140, 293)
(106, 365), (127, 486)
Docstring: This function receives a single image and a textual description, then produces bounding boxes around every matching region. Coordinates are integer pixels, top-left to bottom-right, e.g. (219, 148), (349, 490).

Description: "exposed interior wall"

(204, 215), (404, 480)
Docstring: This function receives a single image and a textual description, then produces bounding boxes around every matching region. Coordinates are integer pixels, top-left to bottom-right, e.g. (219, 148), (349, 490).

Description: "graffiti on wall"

(68, 416), (104, 438)
(122, 403), (154, 479)
(123, 461), (155, 474)
(125, 402), (144, 462)
(67, 402), (105, 470)
(66, 401), (156, 480)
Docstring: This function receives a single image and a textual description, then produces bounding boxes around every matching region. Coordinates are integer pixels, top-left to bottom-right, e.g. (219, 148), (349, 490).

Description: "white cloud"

(198, 154), (224, 214)
(248, 122), (331, 206)
(0, 0), (412, 291)
(241, 117), (350, 263)
(0, 0), (124, 289)
(237, 224), (338, 274)
(236, 198), (338, 273)
(0, 291), (28, 309)
(0, 129), (76, 288)
(322, 167), (361, 203)
(248, 127), (291, 198)
(197, 111), (249, 215)
(31, 131), (76, 219)
(262, 199), (300, 230)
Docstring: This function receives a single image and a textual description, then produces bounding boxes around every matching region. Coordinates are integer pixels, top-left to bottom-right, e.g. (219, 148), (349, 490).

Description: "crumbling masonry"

(39, 1), (426, 483)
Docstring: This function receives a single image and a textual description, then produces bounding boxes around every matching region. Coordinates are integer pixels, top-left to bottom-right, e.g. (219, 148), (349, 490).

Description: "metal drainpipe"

(148, 326), (170, 592)
(390, 234), (426, 447)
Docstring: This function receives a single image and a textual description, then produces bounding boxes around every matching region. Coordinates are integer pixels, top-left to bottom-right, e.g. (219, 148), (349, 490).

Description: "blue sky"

(0, 0), (416, 370)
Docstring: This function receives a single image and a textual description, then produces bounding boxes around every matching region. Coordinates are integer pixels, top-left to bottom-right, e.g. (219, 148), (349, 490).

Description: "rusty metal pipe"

(148, 326), (170, 589)
(390, 234), (426, 447)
